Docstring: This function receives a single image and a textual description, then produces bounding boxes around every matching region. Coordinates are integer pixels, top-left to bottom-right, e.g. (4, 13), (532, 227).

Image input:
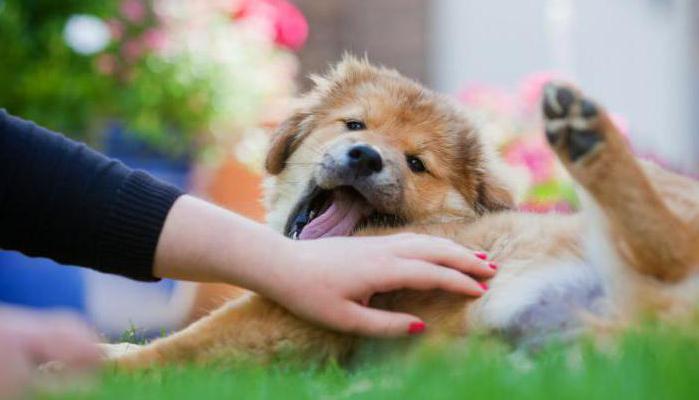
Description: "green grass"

(40, 324), (699, 400)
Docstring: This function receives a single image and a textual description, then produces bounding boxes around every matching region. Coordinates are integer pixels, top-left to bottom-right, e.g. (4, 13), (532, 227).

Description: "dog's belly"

(359, 211), (605, 347)
(474, 259), (605, 348)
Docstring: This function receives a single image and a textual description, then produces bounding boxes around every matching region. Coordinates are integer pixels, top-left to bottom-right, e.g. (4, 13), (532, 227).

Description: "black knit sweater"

(0, 110), (183, 281)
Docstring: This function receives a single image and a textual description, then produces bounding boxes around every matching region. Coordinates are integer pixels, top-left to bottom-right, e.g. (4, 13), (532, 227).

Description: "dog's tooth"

(292, 231), (299, 240)
(309, 210), (316, 220)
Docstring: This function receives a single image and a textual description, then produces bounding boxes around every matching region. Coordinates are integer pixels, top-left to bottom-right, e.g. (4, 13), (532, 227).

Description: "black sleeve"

(0, 109), (184, 281)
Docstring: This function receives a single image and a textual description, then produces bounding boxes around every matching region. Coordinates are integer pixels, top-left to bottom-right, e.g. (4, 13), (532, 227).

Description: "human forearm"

(152, 195), (290, 291)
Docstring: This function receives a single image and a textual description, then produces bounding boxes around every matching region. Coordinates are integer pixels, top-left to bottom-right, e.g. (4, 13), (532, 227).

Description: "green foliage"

(0, 0), (113, 143)
(0, 0), (216, 155)
(107, 54), (217, 157)
(39, 324), (699, 400)
(529, 180), (580, 209)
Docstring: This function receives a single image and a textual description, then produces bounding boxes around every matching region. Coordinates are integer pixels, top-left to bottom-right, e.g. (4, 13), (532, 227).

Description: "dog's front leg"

(542, 83), (699, 320)
(111, 293), (354, 369)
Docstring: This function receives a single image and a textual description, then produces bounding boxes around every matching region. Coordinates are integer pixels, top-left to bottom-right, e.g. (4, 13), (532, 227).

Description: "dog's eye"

(345, 120), (366, 131)
(406, 155), (427, 173)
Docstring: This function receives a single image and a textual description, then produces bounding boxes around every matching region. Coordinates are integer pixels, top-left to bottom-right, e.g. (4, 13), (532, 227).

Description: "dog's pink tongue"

(298, 192), (370, 240)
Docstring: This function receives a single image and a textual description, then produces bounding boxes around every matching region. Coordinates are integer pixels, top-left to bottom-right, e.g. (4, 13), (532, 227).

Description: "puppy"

(112, 56), (699, 367)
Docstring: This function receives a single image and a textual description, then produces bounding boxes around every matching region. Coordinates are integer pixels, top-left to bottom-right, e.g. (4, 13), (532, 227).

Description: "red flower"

(235, 0), (309, 51)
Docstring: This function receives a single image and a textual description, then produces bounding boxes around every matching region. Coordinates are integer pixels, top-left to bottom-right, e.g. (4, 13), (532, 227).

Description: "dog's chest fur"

(355, 211), (610, 348)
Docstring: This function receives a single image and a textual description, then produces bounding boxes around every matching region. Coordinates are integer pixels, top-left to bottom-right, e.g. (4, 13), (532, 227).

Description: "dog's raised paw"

(542, 83), (604, 162)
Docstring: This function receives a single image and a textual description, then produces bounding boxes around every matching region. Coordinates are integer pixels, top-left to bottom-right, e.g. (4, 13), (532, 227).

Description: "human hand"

(153, 197), (496, 337)
(0, 307), (102, 399)
(255, 233), (496, 337)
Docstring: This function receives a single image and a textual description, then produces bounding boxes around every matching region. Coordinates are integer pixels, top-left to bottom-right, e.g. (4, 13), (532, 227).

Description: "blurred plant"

(459, 73), (581, 212)
(460, 74), (636, 212)
(0, 0), (306, 161)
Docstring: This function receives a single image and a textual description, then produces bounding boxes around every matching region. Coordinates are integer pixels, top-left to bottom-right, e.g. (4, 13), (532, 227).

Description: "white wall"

(429, 0), (696, 166)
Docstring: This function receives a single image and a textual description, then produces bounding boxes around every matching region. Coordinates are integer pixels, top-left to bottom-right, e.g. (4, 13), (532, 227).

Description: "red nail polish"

(479, 282), (489, 291)
(408, 321), (426, 335)
(475, 252), (488, 260)
(489, 263), (498, 270)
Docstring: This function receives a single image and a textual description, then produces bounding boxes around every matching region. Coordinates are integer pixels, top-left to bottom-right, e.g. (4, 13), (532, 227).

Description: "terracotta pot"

(204, 156), (266, 222)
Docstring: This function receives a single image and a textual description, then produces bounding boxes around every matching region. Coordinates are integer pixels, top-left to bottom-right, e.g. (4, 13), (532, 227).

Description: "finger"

(0, 336), (33, 400)
(384, 232), (429, 242)
(342, 303), (426, 337)
(382, 260), (488, 296)
(24, 316), (102, 369)
(393, 237), (497, 277)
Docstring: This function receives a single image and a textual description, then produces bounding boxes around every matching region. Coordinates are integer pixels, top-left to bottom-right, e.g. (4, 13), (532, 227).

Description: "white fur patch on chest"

(578, 188), (633, 308)
(472, 259), (604, 346)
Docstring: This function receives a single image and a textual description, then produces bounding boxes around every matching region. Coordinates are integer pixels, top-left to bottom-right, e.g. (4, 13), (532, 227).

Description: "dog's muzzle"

(314, 142), (401, 207)
(283, 141), (404, 240)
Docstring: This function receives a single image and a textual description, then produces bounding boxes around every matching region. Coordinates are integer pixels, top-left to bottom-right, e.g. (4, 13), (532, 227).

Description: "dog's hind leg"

(542, 83), (699, 285)
(111, 293), (354, 369)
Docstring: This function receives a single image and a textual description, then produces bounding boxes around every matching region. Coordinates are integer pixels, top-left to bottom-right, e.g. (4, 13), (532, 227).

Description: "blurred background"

(1, 0), (697, 339)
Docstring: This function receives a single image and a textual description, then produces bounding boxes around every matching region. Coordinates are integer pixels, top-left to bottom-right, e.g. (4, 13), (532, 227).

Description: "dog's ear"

(265, 112), (311, 175)
(265, 55), (374, 175)
(476, 174), (515, 213)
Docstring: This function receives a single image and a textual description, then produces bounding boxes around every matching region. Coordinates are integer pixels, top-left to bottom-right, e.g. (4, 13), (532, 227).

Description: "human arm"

(0, 110), (495, 337)
(0, 110), (182, 280)
(153, 195), (496, 337)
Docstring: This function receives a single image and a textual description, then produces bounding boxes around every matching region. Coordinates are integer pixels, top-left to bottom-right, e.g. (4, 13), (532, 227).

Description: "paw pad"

(567, 129), (601, 162)
(542, 83), (603, 162)
(543, 85), (574, 118)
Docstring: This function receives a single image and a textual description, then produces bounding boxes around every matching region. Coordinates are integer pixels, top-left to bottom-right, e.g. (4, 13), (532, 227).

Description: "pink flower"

(457, 84), (514, 115)
(504, 135), (556, 184)
(142, 28), (167, 52)
(517, 71), (564, 114)
(235, 0), (309, 50)
(121, 39), (143, 62)
(95, 54), (117, 75)
(519, 201), (573, 214)
(120, 0), (146, 23)
(552, 201), (574, 213)
(106, 19), (124, 41)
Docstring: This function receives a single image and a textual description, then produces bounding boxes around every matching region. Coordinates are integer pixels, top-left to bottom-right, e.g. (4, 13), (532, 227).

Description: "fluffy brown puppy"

(110, 57), (699, 368)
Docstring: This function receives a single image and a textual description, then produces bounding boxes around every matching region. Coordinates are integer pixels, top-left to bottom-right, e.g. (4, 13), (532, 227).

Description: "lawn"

(40, 323), (699, 400)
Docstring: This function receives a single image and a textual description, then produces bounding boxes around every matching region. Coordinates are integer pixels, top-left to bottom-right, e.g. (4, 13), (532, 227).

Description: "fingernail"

(479, 282), (489, 291)
(408, 321), (426, 335)
(475, 252), (488, 260)
(489, 263), (498, 270)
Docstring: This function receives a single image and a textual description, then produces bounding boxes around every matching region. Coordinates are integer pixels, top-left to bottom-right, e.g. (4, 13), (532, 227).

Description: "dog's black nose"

(346, 144), (383, 176)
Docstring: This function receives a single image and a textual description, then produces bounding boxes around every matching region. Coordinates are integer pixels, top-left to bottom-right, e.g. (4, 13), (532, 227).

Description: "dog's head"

(264, 56), (514, 239)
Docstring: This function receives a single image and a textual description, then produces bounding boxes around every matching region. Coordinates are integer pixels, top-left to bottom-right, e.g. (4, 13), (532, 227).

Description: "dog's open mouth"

(285, 186), (401, 240)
